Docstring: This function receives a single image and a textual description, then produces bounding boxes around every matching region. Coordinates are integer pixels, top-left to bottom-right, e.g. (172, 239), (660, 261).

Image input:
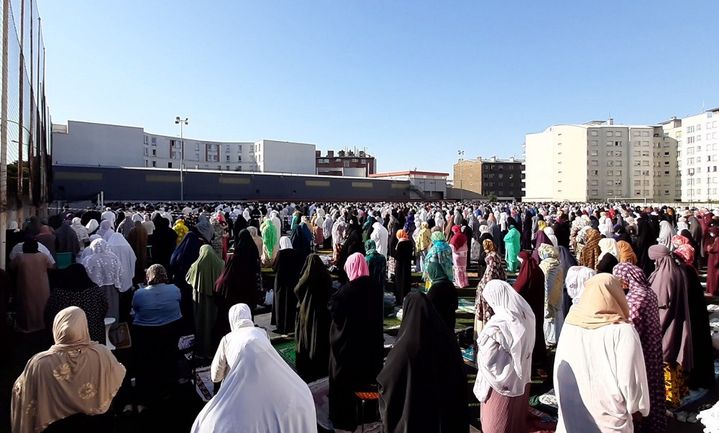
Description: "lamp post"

(457, 150), (465, 202)
(175, 116), (188, 201)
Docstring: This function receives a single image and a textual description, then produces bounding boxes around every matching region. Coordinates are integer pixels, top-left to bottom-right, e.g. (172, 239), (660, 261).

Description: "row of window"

(687, 122), (718, 133)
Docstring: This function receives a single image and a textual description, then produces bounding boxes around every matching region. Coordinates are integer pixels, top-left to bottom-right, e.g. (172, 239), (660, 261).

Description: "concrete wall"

(52, 121), (145, 167)
(257, 140), (316, 174)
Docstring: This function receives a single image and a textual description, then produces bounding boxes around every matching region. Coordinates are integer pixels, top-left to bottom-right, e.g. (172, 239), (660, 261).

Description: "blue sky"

(41, 0), (719, 174)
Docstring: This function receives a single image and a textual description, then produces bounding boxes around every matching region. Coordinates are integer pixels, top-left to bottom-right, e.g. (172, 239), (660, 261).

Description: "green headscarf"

(425, 260), (449, 283)
(365, 239), (378, 256)
(261, 219), (278, 257)
(186, 245), (224, 299)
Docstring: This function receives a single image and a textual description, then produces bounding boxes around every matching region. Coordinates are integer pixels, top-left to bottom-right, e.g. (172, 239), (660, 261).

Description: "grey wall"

(52, 165), (412, 202)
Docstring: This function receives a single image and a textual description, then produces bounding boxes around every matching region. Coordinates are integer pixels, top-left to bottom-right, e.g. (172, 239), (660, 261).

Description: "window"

(590, 170), (599, 176)
(687, 136), (695, 144)
(152, 149), (156, 156)
(591, 180), (599, 186)
(616, 170), (622, 176)
(606, 180), (613, 186)
(591, 160), (599, 166)
(238, 155), (242, 161)
(607, 131), (614, 137)
(590, 150), (599, 156)
(606, 151), (614, 157)
(590, 130), (598, 137)
(641, 131), (650, 137)
(591, 189), (599, 196)
(168, 162), (173, 168)
(615, 131), (622, 137)
(607, 170), (613, 176)
(144, 135), (149, 145)
(591, 140), (598, 146)
(151, 137), (157, 146)
(152, 161), (157, 167)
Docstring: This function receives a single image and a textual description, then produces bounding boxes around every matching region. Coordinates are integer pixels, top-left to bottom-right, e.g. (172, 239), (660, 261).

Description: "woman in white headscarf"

(96, 219), (115, 242)
(597, 237), (619, 262)
(543, 226), (558, 247)
(107, 232), (137, 294)
(657, 220), (674, 250)
(71, 217), (90, 248)
(193, 303), (317, 433)
(564, 266), (597, 306)
(11, 307), (126, 433)
(473, 279), (536, 433)
(82, 238), (123, 320)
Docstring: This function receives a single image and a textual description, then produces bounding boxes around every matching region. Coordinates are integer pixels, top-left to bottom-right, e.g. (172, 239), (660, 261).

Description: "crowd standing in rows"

(4, 200), (719, 433)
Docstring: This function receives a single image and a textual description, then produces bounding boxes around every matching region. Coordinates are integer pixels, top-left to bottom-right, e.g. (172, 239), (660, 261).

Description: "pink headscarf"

(674, 244), (695, 267)
(344, 252), (369, 281)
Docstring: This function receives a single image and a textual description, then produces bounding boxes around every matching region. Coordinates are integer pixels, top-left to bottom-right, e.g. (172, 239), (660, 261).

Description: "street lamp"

(175, 116), (188, 201)
(457, 150), (465, 202)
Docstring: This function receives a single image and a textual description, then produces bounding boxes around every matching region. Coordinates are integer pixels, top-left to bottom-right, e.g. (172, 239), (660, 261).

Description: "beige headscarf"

(565, 274), (630, 330)
(11, 307), (126, 433)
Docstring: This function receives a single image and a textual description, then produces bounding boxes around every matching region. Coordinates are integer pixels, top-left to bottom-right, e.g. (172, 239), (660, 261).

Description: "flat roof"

(370, 170), (449, 178)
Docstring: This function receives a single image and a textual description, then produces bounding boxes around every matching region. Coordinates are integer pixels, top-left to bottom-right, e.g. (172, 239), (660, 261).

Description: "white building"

(670, 108), (719, 202)
(524, 119), (680, 202)
(52, 120), (318, 174)
(254, 139), (316, 174)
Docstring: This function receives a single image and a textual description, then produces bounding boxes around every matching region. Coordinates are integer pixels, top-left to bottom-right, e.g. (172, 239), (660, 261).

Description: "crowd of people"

(3, 200), (719, 433)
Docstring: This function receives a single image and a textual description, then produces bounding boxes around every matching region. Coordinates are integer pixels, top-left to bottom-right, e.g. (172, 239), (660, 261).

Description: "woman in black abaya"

(294, 253), (332, 382)
(272, 236), (303, 334)
(329, 253), (384, 431)
(377, 292), (468, 433)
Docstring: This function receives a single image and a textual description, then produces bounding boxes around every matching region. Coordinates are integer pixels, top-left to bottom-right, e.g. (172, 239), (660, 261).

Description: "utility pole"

(175, 116), (188, 201)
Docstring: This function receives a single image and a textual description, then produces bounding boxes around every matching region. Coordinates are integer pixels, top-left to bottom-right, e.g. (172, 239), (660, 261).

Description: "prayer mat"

(273, 340), (297, 370)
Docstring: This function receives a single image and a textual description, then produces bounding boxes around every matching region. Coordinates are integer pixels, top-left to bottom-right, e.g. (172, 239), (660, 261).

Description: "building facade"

(316, 149), (376, 177)
(52, 121), (319, 175)
(524, 120), (680, 202)
(670, 109), (719, 203)
(369, 170), (447, 200)
(453, 157), (524, 200)
(1, 0), (52, 267)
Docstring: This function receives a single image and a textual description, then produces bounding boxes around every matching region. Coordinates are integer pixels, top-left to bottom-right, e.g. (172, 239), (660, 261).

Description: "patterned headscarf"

(580, 228), (601, 269)
(482, 238), (496, 253)
(146, 264), (168, 285)
(673, 244), (695, 267)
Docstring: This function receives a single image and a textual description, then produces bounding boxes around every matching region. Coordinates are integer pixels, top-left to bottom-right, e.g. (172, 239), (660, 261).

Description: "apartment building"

(52, 121), (318, 175)
(453, 157), (524, 200)
(524, 120), (679, 202)
(670, 109), (719, 202)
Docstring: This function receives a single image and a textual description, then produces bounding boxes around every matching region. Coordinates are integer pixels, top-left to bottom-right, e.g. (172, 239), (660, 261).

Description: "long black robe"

(329, 275), (384, 431)
(271, 248), (303, 334)
(151, 216), (177, 270)
(294, 254), (332, 382)
(636, 218), (656, 277)
(214, 230), (261, 340)
(393, 239), (414, 305)
(377, 292), (468, 433)
(681, 262), (716, 390)
(426, 279), (458, 331)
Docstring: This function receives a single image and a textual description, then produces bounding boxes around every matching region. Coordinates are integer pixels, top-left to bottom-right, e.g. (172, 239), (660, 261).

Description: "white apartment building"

(670, 108), (719, 202)
(52, 120), (317, 175)
(524, 120), (680, 202)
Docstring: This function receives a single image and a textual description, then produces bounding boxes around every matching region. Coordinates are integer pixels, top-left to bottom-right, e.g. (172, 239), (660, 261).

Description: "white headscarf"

(597, 238), (618, 262)
(195, 307), (316, 433)
(82, 239), (122, 289)
(229, 303), (254, 332)
(106, 233), (137, 292)
(543, 226), (558, 247)
(564, 266), (597, 305)
(85, 218), (99, 234)
(279, 236), (293, 250)
(473, 279), (536, 402)
(657, 220), (674, 249)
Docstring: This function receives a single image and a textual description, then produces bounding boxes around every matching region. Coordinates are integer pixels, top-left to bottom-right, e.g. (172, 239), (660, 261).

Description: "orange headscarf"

(616, 240), (637, 265)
